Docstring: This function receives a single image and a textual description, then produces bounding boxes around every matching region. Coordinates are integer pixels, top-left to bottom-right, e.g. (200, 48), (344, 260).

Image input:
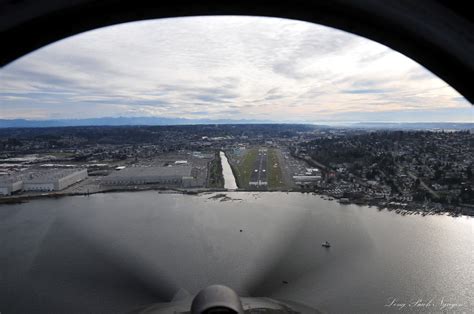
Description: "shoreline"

(1, 187), (472, 217)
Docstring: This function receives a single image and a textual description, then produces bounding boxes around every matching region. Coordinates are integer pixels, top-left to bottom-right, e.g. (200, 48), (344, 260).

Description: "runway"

(249, 148), (267, 189)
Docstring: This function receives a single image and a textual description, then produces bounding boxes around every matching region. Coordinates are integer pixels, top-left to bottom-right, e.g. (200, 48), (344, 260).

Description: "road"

(406, 170), (440, 199)
(303, 155), (328, 170)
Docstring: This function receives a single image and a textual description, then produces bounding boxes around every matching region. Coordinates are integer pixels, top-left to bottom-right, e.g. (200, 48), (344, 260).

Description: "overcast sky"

(0, 16), (472, 122)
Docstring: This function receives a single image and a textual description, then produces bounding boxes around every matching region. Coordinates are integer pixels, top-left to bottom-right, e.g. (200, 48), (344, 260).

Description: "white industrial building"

(23, 169), (88, 192)
(305, 168), (321, 175)
(293, 175), (322, 182)
(100, 166), (198, 187)
(293, 175), (322, 188)
(0, 177), (23, 195)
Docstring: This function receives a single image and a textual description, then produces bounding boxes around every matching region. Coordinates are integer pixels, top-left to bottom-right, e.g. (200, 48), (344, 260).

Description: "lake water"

(0, 191), (472, 313)
(220, 151), (237, 190)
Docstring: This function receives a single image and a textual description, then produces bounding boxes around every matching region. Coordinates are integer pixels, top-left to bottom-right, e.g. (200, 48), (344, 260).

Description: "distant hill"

(0, 117), (271, 128)
(0, 117), (472, 129)
(348, 122), (474, 130)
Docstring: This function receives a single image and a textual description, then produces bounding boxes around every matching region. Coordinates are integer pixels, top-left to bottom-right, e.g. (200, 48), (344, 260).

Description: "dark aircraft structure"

(0, 0), (472, 313)
(1, 0), (472, 103)
(134, 285), (320, 313)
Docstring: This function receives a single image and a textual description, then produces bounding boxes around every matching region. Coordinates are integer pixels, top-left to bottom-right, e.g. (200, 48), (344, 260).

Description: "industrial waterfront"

(2, 124), (472, 216)
(0, 191), (471, 313)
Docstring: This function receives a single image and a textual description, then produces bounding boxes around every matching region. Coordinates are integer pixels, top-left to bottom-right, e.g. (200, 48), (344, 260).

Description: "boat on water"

(322, 241), (331, 248)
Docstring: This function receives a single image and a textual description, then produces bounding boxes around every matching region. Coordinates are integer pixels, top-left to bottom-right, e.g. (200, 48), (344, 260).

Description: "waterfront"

(0, 192), (472, 313)
(1, 125), (473, 216)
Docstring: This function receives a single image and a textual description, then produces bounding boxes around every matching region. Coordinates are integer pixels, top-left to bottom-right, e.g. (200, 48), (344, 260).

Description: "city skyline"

(0, 16), (472, 122)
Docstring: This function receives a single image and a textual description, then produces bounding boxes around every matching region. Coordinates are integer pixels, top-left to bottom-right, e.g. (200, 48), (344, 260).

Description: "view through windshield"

(0, 16), (472, 313)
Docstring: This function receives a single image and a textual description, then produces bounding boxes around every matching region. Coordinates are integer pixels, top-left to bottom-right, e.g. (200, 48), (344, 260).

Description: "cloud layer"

(0, 16), (471, 122)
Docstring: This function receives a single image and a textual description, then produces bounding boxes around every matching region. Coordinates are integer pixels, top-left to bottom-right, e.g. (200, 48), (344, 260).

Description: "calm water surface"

(0, 192), (472, 313)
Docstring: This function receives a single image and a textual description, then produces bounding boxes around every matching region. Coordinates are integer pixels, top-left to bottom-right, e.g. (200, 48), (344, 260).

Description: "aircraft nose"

(191, 285), (244, 314)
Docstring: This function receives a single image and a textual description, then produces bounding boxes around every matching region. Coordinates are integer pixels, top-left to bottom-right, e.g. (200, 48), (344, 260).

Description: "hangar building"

(0, 177), (23, 195)
(100, 166), (198, 187)
(23, 169), (88, 192)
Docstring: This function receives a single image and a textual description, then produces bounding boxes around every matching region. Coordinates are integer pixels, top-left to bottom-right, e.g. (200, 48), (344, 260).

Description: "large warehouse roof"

(24, 169), (86, 183)
(107, 166), (192, 178)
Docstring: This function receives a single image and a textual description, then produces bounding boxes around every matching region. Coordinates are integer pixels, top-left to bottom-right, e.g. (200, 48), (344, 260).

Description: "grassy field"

(232, 148), (258, 189)
(267, 149), (284, 189)
(208, 152), (224, 188)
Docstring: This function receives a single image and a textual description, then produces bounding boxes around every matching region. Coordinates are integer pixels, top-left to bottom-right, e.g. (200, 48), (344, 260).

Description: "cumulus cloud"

(0, 16), (471, 122)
